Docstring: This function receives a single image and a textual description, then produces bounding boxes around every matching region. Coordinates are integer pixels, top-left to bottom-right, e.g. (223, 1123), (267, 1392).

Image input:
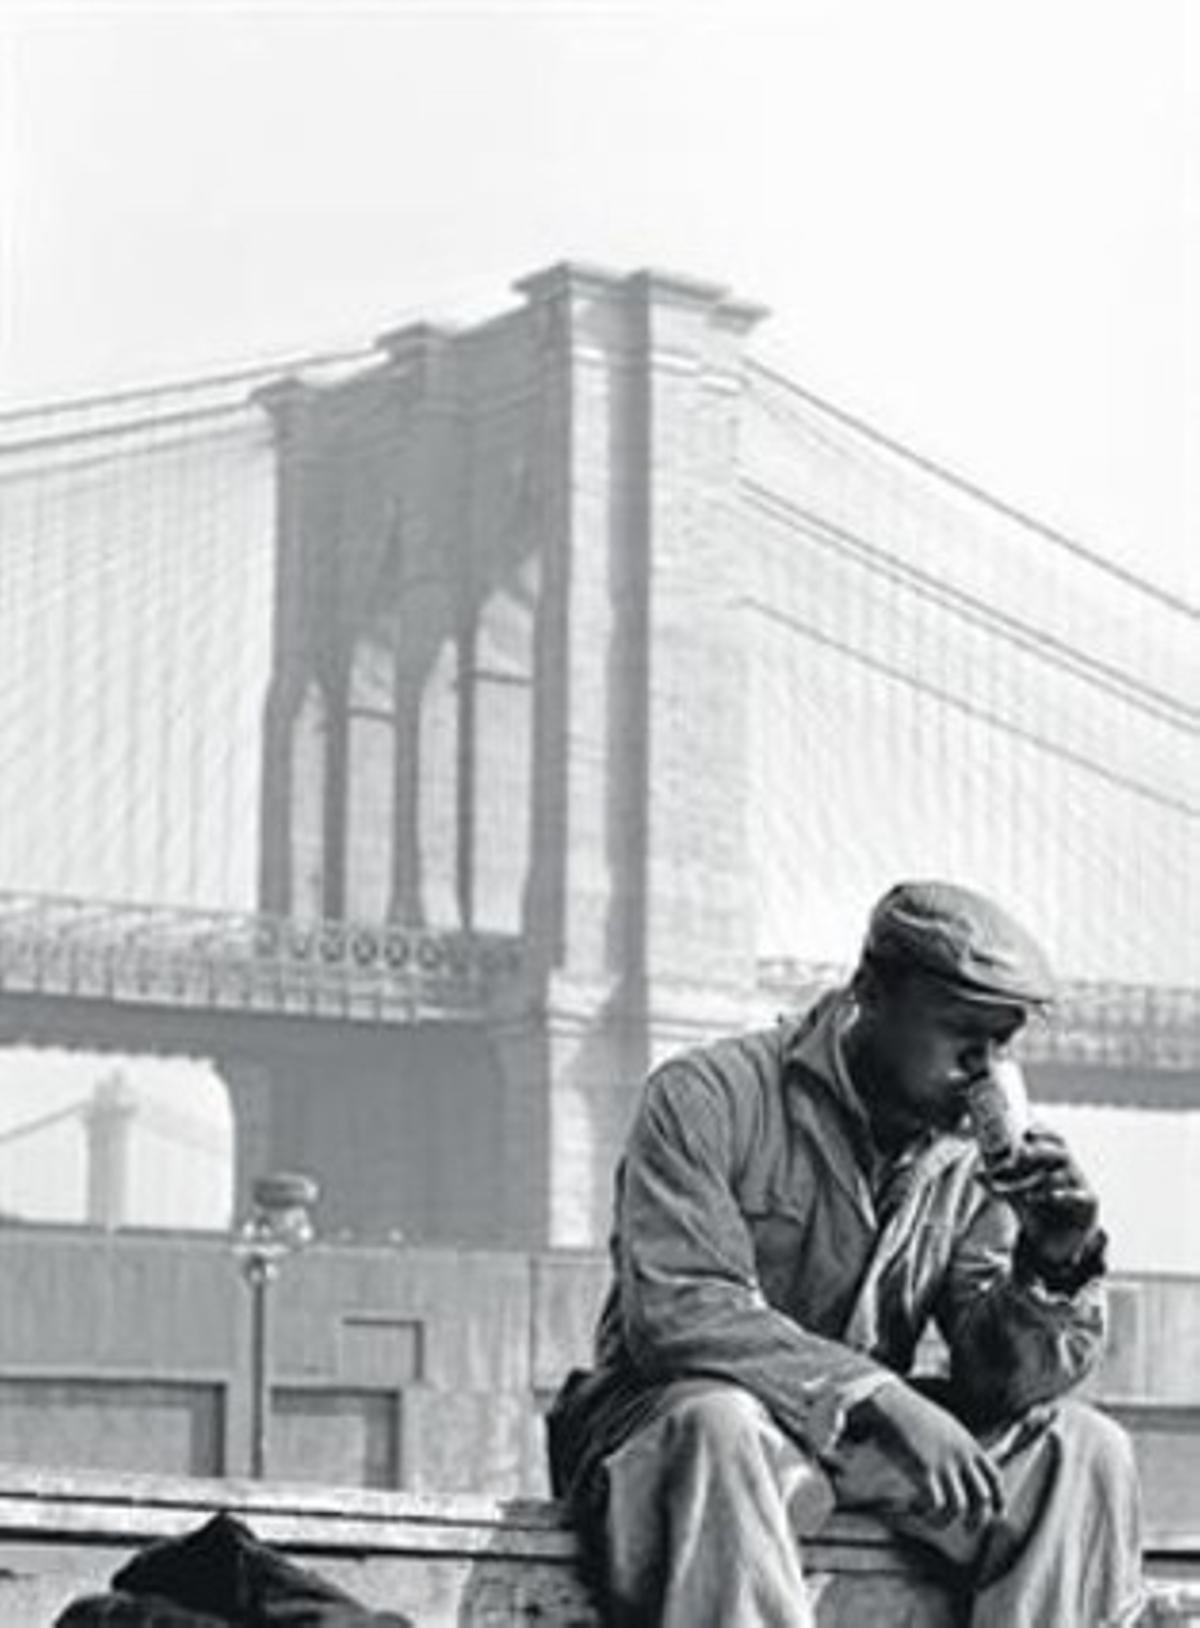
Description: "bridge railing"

(0, 894), (1196, 1061)
(0, 890), (523, 1023)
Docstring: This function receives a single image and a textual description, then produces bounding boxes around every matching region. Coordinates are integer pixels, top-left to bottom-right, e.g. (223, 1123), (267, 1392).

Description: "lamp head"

(233, 1170), (320, 1276)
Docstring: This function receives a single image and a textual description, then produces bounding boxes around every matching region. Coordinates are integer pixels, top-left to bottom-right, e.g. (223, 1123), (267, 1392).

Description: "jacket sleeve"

(932, 1176), (1107, 1422)
(615, 1056), (892, 1458)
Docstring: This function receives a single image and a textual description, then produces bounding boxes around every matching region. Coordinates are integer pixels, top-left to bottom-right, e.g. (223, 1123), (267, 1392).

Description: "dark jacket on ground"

(53, 1510), (412, 1628)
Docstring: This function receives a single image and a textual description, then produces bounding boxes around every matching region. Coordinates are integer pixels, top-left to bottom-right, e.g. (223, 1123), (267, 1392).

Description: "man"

(548, 881), (1145, 1627)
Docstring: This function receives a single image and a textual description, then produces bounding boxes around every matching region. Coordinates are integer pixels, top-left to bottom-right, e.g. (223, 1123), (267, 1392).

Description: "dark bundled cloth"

(53, 1510), (413, 1628)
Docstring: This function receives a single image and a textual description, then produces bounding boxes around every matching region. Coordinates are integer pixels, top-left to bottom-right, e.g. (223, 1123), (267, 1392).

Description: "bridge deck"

(1, 889), (1198, 1065)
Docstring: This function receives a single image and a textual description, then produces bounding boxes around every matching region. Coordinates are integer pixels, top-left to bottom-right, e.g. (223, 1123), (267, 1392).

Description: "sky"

(1, 0), (1197, 600)
(0, 1049), (232, 1230)
(0, 1), (1196, 1258)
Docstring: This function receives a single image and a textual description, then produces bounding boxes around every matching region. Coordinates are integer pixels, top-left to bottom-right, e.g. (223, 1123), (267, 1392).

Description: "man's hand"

(831, 1379), (1005, 1530)
(986, 1125), (1100, 1268)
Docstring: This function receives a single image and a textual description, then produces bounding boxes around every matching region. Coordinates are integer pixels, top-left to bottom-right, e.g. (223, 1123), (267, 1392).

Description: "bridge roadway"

(0, 889), (1196, 1072)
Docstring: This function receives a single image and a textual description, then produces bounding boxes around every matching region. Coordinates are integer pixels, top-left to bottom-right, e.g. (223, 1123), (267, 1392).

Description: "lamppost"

(231, 1170), (319, 1480)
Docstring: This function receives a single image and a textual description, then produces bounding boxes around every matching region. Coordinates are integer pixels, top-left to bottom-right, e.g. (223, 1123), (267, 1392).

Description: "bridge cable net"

(0, 376), (288, 914)
(741, 357), (1199, 988)
(0, 344), (528, 1020)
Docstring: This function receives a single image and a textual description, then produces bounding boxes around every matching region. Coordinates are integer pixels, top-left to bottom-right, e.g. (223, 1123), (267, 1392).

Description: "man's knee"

(662, 1382), (773, 1459)
(1050, 1400), (1138, 1492)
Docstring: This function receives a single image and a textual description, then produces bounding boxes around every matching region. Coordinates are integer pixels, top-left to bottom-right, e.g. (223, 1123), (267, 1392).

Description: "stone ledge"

(0, 1466), (1196, 1626)
(0, 1465), (950, 1625)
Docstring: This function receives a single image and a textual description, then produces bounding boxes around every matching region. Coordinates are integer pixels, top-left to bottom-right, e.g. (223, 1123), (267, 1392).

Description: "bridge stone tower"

(254, 264), (768, 1246)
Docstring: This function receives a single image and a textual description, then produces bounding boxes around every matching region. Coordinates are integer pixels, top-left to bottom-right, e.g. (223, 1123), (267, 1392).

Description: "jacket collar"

(782, 984), (962, 1180)
(782, 985), (869, 1129)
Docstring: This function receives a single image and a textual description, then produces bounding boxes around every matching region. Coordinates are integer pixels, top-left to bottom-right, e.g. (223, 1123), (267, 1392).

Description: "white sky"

(0, 1050), (232, 1228)
(1, 0), (1197, 600)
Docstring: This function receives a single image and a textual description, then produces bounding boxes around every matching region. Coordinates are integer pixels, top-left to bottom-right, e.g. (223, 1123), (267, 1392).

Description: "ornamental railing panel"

(0, 898), (1195, 1064)
(0, 891), (522, 1023)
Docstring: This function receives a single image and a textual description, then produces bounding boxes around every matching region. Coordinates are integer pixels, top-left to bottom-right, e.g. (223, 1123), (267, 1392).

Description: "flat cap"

(863, 880), (1055, 1008)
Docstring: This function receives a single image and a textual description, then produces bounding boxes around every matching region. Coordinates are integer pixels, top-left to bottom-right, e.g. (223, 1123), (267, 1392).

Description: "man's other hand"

(986, 1125), (1100, 1266)
(833, 1379), (1005, 1530)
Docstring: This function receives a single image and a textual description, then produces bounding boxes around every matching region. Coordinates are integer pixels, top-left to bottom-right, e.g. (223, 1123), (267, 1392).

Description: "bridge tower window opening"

(289, 680), (328, 922)
(457, 576), (537, 937)
(454, 613), (478, 934)
(345, 638), (398, 924)
(413, 579), (536, 938)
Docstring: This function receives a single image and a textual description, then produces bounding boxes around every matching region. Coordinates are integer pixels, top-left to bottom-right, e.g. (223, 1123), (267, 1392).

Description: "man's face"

(854, 972), (1026, 1143)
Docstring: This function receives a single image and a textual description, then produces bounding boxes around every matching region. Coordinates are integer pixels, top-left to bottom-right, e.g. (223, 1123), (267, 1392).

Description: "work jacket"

(548, 988), (1107, 1511)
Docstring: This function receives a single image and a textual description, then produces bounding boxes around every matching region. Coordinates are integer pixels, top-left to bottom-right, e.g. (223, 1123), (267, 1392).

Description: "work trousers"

(599, 1379), (1146, 1628)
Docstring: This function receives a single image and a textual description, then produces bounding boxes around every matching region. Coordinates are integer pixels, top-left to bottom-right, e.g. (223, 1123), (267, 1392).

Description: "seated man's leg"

(971, 1401), (1145, 1628)
(599, 1378), (833, 1628)
(842, 1398), (1145, 1628)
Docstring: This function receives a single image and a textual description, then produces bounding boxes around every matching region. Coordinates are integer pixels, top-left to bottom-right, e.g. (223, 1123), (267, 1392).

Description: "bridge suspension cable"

(748, 354), (1200, 621)
(0, 398), (257, 460)
(0, 268), (522, 428)
(0, 1099), (91, 1150)
(742, 478), (1200, 736)
(740, 594), (1200, 821)
(741, 354), (1198, 987)
(0, 345), (375, 428)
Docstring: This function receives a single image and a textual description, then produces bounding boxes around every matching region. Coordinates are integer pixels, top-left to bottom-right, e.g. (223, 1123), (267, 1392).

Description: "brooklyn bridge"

(0, 261), (1194, 1247)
